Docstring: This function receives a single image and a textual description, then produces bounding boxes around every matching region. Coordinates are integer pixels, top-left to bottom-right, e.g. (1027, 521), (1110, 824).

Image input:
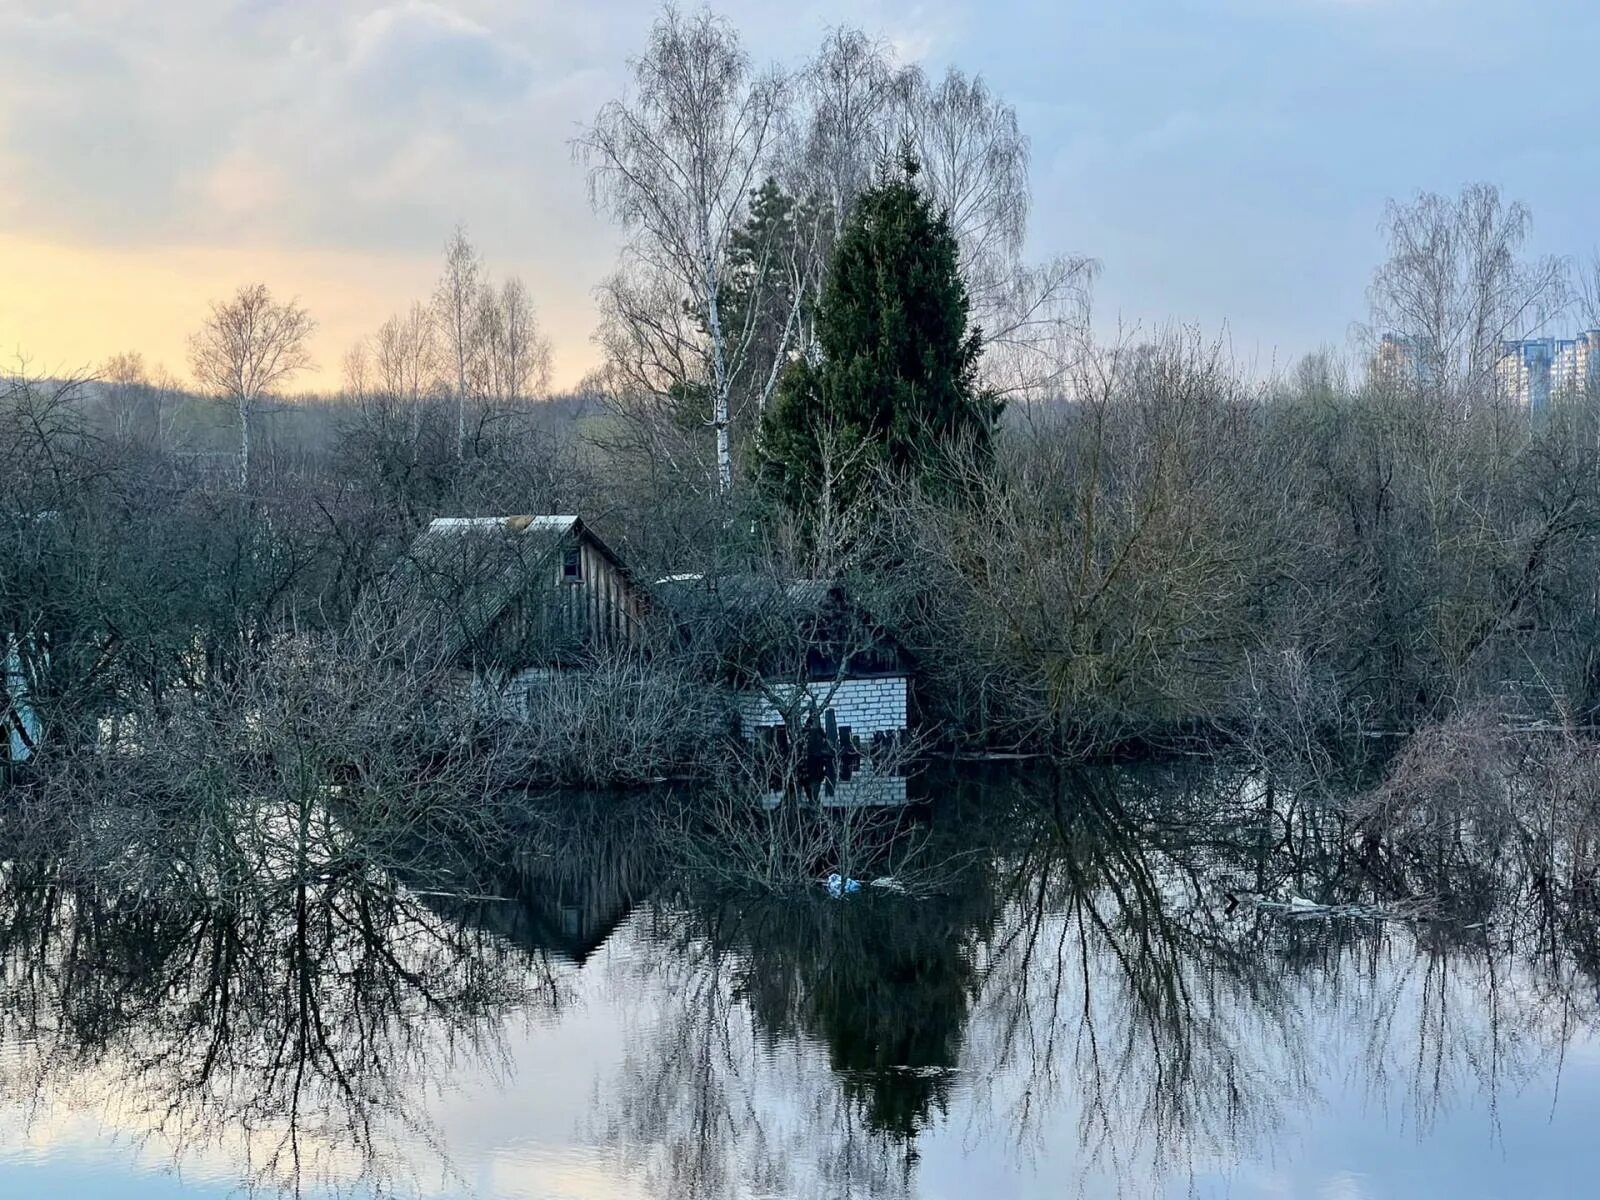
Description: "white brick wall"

(737, 675), (908, 738)
(761, 771), (908, 808)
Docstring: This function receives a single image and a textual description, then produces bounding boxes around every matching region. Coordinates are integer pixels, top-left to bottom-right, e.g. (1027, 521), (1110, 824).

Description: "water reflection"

(1, 759), (1599, 1197)
(0, 855), (557, 1196)
(600, 859), (997, 1196)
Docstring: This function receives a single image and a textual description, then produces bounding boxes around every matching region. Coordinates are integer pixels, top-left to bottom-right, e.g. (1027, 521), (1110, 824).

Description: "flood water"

(1, 761), (1597, 1199)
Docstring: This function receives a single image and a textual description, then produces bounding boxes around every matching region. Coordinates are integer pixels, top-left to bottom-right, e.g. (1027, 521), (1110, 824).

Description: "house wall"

(565, 537), (643, 647)
(484, 530), (643, 665)
(3, 633), (41, 764)
(737, 676), (908, 739)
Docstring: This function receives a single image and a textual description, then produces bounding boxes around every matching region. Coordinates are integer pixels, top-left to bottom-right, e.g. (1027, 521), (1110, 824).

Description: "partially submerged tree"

(188, 283), (315, 490)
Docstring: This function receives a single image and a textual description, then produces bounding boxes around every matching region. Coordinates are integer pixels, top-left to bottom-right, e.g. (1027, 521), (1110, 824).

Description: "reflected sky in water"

(1, 764), (1597, 1198)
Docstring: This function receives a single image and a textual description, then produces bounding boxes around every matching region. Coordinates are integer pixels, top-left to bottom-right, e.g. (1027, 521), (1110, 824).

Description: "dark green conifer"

(759, 157), (995, 524)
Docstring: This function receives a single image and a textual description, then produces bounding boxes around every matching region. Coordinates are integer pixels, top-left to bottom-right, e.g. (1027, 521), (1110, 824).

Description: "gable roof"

(650, 573), (907, 680)
(377, 515), (631, 663)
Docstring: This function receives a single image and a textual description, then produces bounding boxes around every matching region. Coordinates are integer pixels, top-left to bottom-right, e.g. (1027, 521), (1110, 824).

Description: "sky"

(1, 0), (1596, 392)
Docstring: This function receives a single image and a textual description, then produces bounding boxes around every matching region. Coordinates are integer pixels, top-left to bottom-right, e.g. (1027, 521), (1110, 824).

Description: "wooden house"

(378, 515), (645, 708)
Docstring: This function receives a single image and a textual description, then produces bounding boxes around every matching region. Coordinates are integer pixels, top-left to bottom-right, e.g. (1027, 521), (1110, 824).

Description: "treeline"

(861, 339), (1600, 756)
(9, 334), (1600, 767)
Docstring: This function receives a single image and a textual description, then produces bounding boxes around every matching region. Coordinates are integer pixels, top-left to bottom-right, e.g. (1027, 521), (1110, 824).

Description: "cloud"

(0, 11), (175, 237)
(5, 0), (1596, 397)
(342, 1), (537, 108)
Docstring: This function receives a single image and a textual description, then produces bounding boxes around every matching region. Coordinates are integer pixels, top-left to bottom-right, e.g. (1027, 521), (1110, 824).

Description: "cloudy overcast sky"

(1, 0), (1595, 390)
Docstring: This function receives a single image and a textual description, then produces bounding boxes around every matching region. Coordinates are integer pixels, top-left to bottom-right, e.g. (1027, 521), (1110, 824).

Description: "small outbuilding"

(652, 574), (911, 745)
(376, 515), (645, 708)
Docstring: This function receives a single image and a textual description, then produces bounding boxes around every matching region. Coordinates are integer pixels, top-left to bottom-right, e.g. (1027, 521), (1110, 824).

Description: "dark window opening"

(560, 905), (582, 939)
(563, 544), (582, 581)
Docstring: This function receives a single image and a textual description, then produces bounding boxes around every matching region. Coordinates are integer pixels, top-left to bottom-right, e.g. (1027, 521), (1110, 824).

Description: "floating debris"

(824, 873), (862, 898)
(1227, 891), (1440, 922)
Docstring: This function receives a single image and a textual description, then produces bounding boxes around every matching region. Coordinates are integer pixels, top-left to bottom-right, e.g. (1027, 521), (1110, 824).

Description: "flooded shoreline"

(0, 757), (1595, 1197)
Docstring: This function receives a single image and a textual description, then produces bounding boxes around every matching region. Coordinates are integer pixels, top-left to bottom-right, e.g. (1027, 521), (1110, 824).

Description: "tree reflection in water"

(597, 757), (1600, 1197)
(0, 853), (564, 1196)
(2, 754), (1600, 1197)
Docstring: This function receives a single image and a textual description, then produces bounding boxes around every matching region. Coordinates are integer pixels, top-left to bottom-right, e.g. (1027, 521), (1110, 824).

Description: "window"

(560, 905), (582, 939)
(562, 544), (582, 581)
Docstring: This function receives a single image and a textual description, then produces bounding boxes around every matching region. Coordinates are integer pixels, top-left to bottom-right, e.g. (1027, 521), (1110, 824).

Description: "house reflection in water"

(414, 795), (660, 966)
(762, 767), (910, 809)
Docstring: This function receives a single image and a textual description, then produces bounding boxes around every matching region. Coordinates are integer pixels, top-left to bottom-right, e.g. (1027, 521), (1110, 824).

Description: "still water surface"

(0, 763), (1596, 1198)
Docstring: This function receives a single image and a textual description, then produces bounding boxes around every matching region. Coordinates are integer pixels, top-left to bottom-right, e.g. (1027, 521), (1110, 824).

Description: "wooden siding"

(479, 529), (643, 667)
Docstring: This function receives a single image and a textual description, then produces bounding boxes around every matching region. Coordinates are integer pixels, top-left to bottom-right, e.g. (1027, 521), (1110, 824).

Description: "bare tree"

(791, 33), (1094, 400)
(370, 300), (441, 440)
(794, 28), (899, 248)
(1581, 251), (1600, 329)
(897, 69), (1029, 311)
(147, 363), (184, 449)
(188, 283), (316, 489)
(341, 340), (372, 401)
(894, 66), (1094, 401)
(1364, 183), (1570, 405)
(776, 26), (902, 356)
(578, 6), (787, 499)
(486, 277), (553, 403)
(434, 225), (483, 459)
(98, 351), (147, 441)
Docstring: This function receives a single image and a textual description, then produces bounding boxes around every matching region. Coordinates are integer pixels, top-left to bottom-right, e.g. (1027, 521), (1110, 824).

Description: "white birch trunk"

(702, 222), (733, 497)
(238, 394), (252, 491)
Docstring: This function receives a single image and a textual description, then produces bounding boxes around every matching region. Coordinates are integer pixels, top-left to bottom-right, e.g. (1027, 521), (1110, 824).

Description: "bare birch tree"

(490, 277), (553, 402)
(893, 67), (1095, 401)
(372, 301), (440, 438)
(1364, 183), (1570, 405)
(434, 226), (483, 459)
(188, 283), (315, 490)
(795, 28), (899, 247)
(791, 35), (1094, 400)
(341, 341), (372, 401)
(472, 276), (553, 405)
(578, 6), (787, 499)
(99, 351), (147, 441)
(778, 26), (902, 353)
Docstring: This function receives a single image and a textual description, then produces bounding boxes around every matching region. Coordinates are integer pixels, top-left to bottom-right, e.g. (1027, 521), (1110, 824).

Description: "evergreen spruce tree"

(759, 157), (995, 528)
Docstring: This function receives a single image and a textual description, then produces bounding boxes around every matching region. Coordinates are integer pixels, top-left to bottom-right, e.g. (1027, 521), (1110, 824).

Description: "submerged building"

(652, 574), (912, 743)
(375, 514), (646, 711)
(377, 515), (913, 748)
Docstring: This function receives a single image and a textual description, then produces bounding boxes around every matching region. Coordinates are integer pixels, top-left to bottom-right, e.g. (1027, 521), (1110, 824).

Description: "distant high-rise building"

(1554, 330), (1600, 399)
(1497, 331), (1600, 409)
(1373, 333), (1436, 391)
